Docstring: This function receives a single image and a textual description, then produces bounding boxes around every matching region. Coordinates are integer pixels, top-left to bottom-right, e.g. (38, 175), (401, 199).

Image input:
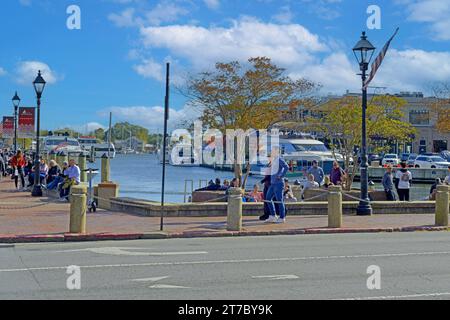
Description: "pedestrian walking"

(395, 162), (412, 201)
(382, 165), (396, 201)
(264, 147), (289, 224)
(10, 150), (26, 190)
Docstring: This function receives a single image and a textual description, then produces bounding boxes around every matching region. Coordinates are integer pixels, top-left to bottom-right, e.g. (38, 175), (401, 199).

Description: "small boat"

(78, 136), (116, 159)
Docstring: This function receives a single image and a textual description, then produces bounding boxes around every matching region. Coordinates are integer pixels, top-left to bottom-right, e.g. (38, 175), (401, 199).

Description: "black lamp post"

(353, 31), (375, 216)
(31, 70), (46, 197)
(12, 92), (21, 153)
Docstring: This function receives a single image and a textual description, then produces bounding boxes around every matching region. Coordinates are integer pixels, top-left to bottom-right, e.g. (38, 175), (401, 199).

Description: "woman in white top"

(395, 162), (413, 201)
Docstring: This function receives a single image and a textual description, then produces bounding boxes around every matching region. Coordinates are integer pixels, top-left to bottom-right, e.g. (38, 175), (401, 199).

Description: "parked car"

(407, 153), (418, 167)
(440, 150), (450, 162)
(414, 155), (450, 169)
(368, 153), (382, 164)
(400, 153), (410, 162)
(381, 154), (400, 166)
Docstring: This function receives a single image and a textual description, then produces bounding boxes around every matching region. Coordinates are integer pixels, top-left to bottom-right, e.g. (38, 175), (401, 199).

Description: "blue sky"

(0, 0), (449, 133)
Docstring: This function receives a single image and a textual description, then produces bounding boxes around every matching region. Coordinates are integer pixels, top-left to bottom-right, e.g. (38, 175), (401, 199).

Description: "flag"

(363, 27), (399, 90)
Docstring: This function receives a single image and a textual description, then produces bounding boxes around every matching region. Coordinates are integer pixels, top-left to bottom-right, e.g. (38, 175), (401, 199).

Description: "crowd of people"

(382, 162), (450, 201)
(0, 148), (81, 201)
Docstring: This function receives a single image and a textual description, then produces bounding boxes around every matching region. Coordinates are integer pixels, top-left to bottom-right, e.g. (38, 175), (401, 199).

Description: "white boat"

(157, 143), (200, 167)
(42, 136), (86, 155)
(250, 137), (345, 179)
(78, 136), (116, 159)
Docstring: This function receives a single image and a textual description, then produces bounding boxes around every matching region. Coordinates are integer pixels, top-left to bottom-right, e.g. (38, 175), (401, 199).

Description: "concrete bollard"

(227, 188), (243, 231)
(69, 185), (87, 234)
(328, 185), (343, 228)
(49, 150), (57, 163)
(101, 154), (110, 183)
(97, 182), (119, 210)
(435, 185), (449, 227)
(78, 153), (87, 183)
(56, 151), (68, 168)
(291, 185), (302, 202)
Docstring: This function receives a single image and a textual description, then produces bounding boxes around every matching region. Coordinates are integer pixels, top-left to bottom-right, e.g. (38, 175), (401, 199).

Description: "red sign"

(2, 117), (14, 138)
(18, 107), (35, 138)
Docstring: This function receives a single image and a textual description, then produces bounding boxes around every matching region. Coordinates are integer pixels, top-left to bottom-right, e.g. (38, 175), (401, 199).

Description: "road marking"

(337, 292), (450, 300)
(131, 276), (170, 282)
(149, 284), (189, 289)
(252, 275), (299, 280)
(55, 247), (208, 256)
(1, 250), (450, 273)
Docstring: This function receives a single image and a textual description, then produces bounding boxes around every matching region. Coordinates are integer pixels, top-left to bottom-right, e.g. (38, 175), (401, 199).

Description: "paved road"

(1, 232), (450, 300)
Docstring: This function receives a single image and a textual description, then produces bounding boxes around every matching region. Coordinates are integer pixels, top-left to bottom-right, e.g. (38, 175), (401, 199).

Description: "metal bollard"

(227, 188), (243, 231)
(435, 185), (449, 227)
(328, 185), (343, 228)
(69, 186), (87, 234)
(78, 153), (87, 183)
(101, 154), (110, 183)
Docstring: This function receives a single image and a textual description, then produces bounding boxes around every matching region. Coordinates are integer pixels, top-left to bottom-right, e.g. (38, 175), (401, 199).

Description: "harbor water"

(91, 154), (433, 203)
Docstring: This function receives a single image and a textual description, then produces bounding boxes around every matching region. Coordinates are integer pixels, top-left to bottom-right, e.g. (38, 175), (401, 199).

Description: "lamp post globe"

(352, 32), (375, 216)
(12, 91), (21, 153)
(31, 70), (46, 197)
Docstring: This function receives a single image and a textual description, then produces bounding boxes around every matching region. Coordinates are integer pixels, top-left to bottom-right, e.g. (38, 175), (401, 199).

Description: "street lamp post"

(353, 31), (375, 216)
(12, 92), (21, 153)
(31, 70), (46, 197)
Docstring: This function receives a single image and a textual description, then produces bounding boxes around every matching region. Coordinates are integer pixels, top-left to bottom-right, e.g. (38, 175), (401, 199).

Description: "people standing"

(307, 160), (324, 186)
(330, 161), (345, 186)
(10, 150), (26, 191)
(265, 147), (289, 223)
(382, 165), (396, 201)
(395, 162), (412, 201)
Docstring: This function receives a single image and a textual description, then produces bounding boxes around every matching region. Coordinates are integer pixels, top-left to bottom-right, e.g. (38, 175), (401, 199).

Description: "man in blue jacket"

(265, 147), (289, 223)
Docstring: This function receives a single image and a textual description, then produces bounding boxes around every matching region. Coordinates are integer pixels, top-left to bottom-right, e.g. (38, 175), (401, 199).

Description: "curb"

(0, 226), (448, 244)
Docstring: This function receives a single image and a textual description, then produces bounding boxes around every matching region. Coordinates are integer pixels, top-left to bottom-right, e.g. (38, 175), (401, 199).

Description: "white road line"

(131, 276), (170, 282)
(54, 247), (208, 256)
(149, 284), (190, 289)
(337, 292), (450, 300)
(1, 250), (449, 273)
(252, 275), (299, 280)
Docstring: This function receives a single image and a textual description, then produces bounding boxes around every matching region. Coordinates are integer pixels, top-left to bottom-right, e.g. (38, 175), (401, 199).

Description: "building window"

(409, 110), (430, 125)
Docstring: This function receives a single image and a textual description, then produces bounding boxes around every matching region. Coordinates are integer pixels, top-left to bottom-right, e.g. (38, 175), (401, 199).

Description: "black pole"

(160, 62), (170, 231)
(31, 95), (42, 197)
(14, 106), (18, 153)
(357, 64), (373, 215)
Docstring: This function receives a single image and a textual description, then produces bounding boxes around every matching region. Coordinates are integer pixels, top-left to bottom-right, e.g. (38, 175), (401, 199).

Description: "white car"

(381, 154), (400, 166)
(414, 155), (450, 169)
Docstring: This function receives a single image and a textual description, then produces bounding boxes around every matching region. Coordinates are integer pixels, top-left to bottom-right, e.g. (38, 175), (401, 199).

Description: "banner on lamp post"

(2, 117), (14, 138)
(18, 107), (35, 139)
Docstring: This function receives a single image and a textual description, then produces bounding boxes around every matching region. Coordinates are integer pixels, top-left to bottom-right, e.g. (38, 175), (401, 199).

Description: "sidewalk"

(0, 178), (447, 243)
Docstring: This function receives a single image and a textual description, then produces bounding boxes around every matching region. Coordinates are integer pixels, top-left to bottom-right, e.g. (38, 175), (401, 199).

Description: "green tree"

(306, 95), (416, 189)
(184, 57), (319, 186)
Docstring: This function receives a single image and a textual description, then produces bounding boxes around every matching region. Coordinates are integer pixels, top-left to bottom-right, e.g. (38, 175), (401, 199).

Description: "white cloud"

(98, 105), (199, 131)
(133, 59), (164, 81)
(369, 49), (450, 92)
(204, 0), (220, 10)
(272, 6), (294, 24)
(19, 0), (32, 6)
(109, 1), (190, 28)
(15, 61), (59, 85)
(0, 67), (6, 76)
(65, 122), (106, 134)
(404, 0), (450, 40)
(139, 17), (327, 69)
